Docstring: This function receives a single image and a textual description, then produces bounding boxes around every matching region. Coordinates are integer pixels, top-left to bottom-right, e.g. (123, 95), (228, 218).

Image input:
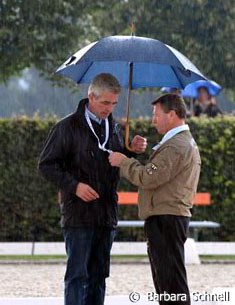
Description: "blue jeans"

(63, 227), (115, 305)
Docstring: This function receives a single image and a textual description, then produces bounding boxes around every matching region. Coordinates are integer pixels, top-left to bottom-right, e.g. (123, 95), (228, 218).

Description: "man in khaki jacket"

(109, 94), (201, 305)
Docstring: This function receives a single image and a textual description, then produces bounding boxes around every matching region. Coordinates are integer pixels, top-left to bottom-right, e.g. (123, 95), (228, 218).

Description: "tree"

(1, 1), (234, 90)
(91, 0), (235, 89)
(0, 0), (101, 82)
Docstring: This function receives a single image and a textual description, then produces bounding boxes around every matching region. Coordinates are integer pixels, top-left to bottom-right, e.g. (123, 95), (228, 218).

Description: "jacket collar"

(152, 124), (190, 151)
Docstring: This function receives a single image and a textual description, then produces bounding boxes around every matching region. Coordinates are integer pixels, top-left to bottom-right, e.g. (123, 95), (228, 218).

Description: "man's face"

(198, 88), (210, 103)
(152, 103), (172, 134)
(88, 91), (118, 119)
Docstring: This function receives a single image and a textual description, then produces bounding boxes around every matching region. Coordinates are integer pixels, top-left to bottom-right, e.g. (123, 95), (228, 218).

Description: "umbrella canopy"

(56, 35), (208, 150)
(182, 80), (222, 98)
(56, 35), (207, 89)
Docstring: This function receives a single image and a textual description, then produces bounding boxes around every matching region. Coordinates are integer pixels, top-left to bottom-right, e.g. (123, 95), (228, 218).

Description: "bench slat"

(118, 220), (220, 228)
(118, 192), (211, 206)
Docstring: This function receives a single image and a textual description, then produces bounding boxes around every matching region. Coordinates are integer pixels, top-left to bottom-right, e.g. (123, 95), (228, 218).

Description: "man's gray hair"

(88, 73), (121, 97)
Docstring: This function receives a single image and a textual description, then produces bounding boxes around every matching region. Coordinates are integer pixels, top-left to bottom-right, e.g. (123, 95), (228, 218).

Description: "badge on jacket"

(146, 163), (158, 175)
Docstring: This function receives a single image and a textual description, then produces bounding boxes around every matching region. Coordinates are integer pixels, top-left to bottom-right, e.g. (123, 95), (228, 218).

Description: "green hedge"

(0, 116), (60, 241)
(0, 116), (234, 241)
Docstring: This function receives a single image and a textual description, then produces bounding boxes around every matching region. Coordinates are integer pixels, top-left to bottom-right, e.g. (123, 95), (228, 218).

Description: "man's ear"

(169, 110), (176, 119)
(89, 92), (99, 101)
(88, 93), (95, 102)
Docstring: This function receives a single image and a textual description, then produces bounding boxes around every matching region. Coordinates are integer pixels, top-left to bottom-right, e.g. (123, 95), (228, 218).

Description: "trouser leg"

(63, 227), (93, 305)
(145, 215), (191, 305)
(88, 228), (116, 305)
(63, 227), (115, 305)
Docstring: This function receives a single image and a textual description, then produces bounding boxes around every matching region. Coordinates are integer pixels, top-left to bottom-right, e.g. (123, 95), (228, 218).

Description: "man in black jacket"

(38, 73), (147, 305)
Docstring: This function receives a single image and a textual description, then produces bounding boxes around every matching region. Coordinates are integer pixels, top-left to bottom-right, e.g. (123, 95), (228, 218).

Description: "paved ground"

(0, 262), (234, 298)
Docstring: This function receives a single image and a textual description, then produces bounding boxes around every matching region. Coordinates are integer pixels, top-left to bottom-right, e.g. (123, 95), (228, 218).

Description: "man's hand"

(109, 152), (127, 167)
(76, 182), (100, 202)
(130, 135), (147, 153)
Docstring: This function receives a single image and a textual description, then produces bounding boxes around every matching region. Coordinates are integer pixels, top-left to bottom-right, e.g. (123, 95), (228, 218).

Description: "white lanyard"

(85, 109), (112, 154)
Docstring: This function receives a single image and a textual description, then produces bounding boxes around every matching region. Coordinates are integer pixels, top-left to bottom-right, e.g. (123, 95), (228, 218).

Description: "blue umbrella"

(57, 35), (206, 89)
(56, 35), (207, 149)
(182, 80), (222, 98)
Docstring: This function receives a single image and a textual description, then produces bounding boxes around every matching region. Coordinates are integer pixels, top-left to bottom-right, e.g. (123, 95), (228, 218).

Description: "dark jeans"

(63, 227), (115, 305)
(145, 215), (191, 305)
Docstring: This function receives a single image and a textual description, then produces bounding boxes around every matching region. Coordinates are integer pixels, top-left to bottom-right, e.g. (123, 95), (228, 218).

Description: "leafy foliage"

(0, 115), (61, 241)
(92, 0), (235, 89)
(0, 0), (234, 90)
(0, 0), (99, 82)
(0, 116), (234, 241)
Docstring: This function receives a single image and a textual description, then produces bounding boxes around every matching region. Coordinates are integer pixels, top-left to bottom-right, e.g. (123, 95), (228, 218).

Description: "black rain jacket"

(38, 99), (128, 228)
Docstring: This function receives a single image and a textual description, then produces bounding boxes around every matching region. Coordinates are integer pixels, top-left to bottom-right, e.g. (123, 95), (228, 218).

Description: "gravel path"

(0, 263), (234, 297)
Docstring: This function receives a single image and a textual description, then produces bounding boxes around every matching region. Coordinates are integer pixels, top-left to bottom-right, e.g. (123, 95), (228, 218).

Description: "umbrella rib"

(171, 66), (184, 89)
(76, 62), (94, 84)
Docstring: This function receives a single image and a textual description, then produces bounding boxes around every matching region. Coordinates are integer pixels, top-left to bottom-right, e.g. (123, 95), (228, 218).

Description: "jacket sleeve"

(119, 146), (182, 190)
(38, 122), (79, 193)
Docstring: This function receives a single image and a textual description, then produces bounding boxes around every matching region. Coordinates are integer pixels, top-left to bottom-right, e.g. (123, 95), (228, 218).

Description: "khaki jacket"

(120, 131), (201, 219)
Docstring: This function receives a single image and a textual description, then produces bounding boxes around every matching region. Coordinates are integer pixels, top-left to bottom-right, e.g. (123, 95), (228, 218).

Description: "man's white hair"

(88, 73), (121, 97)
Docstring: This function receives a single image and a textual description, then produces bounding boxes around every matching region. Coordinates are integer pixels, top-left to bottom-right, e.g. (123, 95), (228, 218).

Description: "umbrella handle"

(124, 122), (135, 152)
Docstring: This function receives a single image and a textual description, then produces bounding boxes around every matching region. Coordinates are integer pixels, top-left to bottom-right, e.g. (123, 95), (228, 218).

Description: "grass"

(200, 255), (235, 260)
(0, 255), (66, 260)
(0, 254), (234, 261)
(0, 254), (147, 260)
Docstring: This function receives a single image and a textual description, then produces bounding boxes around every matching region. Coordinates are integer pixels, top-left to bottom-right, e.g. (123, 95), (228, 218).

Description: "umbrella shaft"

(124, 62), (135, 151)
(126, 62), (133, 123)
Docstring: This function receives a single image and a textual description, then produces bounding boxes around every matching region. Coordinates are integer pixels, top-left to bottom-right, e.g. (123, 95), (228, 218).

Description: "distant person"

(204, 97), (223, 117)
(193, 87), (210, 117)
(38, 73), (147, 305)
(109, 94), (201, 305)
(170, 88), (181, 95)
